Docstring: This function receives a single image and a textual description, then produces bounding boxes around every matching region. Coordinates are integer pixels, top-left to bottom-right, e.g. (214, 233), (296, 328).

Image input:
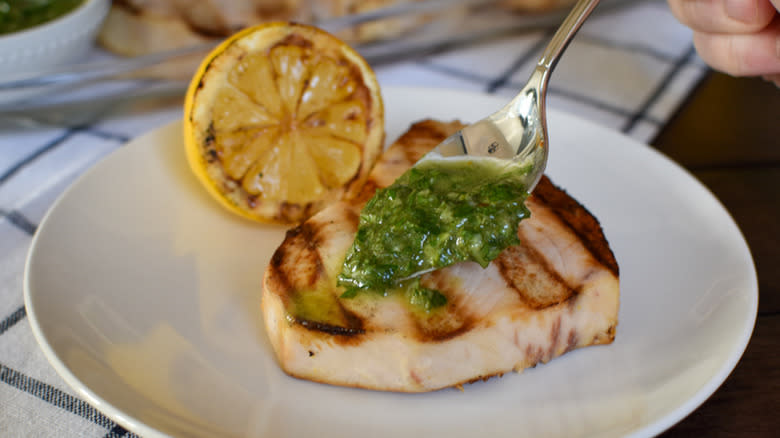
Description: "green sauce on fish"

(339, 156), (532, 309)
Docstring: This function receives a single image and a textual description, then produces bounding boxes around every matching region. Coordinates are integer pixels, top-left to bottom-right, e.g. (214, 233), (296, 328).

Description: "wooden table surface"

(652, 71), (780, 437)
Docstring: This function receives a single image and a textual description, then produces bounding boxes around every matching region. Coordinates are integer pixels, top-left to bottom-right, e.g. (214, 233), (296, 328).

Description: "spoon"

(422, 0), (601, 192)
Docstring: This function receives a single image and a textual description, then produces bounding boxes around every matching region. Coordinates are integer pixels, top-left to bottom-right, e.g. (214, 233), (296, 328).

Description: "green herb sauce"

(339, 157), (531, 309)
(0, 0), (84, 35)
(404, 279), (447, 312)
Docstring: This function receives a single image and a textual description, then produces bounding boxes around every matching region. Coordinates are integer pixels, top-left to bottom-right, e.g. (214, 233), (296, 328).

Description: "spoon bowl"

(422, 0), (601, 192)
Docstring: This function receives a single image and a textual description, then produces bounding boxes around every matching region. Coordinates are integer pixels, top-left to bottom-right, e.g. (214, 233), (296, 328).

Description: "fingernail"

(725, 0), (755, 23)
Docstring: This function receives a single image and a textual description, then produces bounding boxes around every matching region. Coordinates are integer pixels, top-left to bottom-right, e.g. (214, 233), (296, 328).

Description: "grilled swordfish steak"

(262, 119), (620, 392)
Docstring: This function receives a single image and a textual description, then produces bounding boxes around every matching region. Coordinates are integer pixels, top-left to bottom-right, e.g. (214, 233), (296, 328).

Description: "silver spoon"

(421, 0), (601, 192)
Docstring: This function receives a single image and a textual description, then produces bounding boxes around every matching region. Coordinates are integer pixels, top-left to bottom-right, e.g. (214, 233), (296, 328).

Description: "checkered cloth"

(0, 0), (707, 436)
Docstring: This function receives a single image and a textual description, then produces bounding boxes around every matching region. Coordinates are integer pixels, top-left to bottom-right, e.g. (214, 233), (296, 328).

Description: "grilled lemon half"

(184, 22), (384, 223)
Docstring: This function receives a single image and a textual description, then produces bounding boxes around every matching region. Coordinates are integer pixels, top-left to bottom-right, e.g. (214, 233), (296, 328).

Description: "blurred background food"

(0, 0), (596, 114)
(96, 0), (578, 79)
(498, 0), (577, 11)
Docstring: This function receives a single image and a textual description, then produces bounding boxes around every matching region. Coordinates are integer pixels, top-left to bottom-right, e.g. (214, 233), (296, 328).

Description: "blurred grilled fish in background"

(96, 0), (580, 78)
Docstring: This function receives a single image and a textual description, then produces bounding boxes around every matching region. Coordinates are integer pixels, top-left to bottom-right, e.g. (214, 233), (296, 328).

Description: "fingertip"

(693, 19), (780, 76)
(669, 0), (776, 33)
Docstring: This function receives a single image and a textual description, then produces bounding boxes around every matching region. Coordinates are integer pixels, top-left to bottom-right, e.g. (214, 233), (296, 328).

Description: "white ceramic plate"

(24, 87), (757, 438)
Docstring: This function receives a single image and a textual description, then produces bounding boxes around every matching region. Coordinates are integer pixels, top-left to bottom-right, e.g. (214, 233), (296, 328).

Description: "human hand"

(667, 0), (780, 85)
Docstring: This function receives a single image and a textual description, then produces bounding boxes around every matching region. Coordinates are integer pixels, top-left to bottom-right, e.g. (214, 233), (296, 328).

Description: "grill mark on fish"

(526, 344), (544, 367)
(566, 290), (579, 312)
(548, 315), (562, 358)
(409, 369), (424, 385)
(292, 314), (365, 337)
(352, 180), (379, 205)
(411, 271), (474, 342)
(270, 222), (325, 288)
(285, 289), (367, 344)
(460, 372), (505, 387)
(267, 231), (296, 305)
(306, 299), (368, 346)
(342, 203), (360, 230)
(495, 242), (576, 309)
(565, 329), (579, 353)
(532, 177), (619, 277)
(411, 310), (474, 342)
(605, 324), (616, 340)
(300, 221), (326, 286)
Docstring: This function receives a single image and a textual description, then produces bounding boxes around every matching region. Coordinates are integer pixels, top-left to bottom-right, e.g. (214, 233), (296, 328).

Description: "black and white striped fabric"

(1, 0), (706, 435)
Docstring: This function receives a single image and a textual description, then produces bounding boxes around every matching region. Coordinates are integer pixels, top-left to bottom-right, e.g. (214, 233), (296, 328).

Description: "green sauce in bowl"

(0, 0), (84, 35)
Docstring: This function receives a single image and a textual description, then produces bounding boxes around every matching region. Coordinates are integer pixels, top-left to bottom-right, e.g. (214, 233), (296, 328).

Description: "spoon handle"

(538, 0), (601, 72)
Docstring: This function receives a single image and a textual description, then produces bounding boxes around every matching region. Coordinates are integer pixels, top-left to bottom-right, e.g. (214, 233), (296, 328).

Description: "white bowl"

(0, 0), (110, 76)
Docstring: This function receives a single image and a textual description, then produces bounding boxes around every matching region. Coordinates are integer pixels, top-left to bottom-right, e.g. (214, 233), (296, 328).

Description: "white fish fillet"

(262, 119), (619, 392)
